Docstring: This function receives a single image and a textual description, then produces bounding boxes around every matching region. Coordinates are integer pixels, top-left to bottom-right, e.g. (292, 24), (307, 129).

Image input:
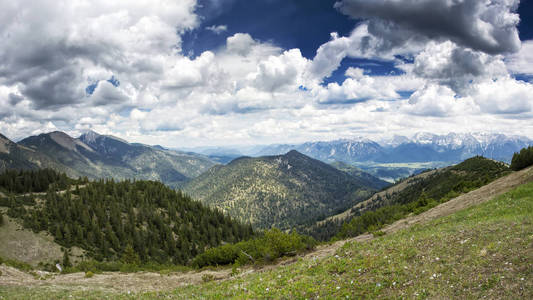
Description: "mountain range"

(1, 131), (215, 188)
(183, 150), (388, 229)
(256, 132), (532, 164)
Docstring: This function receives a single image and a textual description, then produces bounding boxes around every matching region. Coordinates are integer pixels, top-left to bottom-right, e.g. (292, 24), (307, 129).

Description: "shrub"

(191, 228), (316, 268)
(202, 274), (215, 282)
(85, 271), (94, 278)
(372, 230), (386, 237)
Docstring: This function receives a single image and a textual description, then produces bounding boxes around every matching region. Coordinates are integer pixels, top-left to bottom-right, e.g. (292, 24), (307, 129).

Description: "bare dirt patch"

(0, 265), (233, 293)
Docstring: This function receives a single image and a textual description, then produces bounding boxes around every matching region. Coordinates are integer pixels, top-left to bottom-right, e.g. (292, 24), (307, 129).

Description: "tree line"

(0, 168), (76, 194)
(510, 146), (533, 171)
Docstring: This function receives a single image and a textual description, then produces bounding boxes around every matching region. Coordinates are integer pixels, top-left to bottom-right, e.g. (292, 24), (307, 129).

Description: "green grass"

(2, 181), (532, 299)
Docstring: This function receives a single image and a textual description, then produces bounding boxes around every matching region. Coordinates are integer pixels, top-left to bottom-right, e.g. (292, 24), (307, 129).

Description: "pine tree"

(121, 244), (140, 265)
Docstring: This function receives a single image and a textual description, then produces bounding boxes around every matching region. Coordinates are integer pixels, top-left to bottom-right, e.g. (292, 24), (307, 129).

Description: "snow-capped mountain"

(256, 133), (532, 164)
(389, 132), (533, 162)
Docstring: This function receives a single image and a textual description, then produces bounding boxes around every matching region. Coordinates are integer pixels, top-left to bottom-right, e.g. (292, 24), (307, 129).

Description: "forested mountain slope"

(184, 150), (379, 229)
(0, 170), (253, 265)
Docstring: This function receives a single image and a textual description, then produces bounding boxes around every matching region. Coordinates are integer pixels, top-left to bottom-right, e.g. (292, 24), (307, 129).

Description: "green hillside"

(0, 170), (253, 266)
(184, 150), (377, 229)
(306, 156), (510, 241)
(170, 180), (533, 299)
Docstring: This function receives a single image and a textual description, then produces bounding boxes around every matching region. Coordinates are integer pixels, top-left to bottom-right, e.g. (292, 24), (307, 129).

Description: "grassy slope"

(0, 213), (64, 266)
(2, 178), (532, 299)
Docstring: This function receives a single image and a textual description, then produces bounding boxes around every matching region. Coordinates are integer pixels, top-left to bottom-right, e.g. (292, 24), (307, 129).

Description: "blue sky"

(1, 0), (533, 146)
(183, 0), (357, 59)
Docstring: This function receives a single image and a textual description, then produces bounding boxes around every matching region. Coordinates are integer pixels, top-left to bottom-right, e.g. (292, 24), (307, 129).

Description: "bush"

(372, 230), (386, 237)
(510, 146), (533, 171)
(202, 274), (215, 282)
(192, 228), (316, 268)
(84, 271), (94, 278)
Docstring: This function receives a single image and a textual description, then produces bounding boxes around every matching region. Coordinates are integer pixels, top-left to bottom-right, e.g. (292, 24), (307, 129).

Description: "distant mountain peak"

(79, 130), (101, 144)
(79, 130), (128, 146)
(45, 131), (94, 152)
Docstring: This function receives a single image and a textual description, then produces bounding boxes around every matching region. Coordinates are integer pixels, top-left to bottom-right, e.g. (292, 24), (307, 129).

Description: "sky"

(1, 0), (533, 147)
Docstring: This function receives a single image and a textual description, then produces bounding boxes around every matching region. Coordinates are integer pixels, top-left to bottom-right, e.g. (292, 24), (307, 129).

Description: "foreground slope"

(305, 156), (510, 240)
(1, 164), (531, 299)
(184, 150), (378, 229)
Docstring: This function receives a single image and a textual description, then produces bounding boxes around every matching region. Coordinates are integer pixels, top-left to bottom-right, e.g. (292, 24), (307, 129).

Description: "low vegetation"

(192, 228), (316, 268)
(0, 255), (33, 272)
(511, 146), (533, 171)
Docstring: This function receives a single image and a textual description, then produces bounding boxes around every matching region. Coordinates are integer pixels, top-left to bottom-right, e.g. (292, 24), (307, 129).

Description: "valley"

(1, 165), (531, 298)
(1, 132), (533, 299)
